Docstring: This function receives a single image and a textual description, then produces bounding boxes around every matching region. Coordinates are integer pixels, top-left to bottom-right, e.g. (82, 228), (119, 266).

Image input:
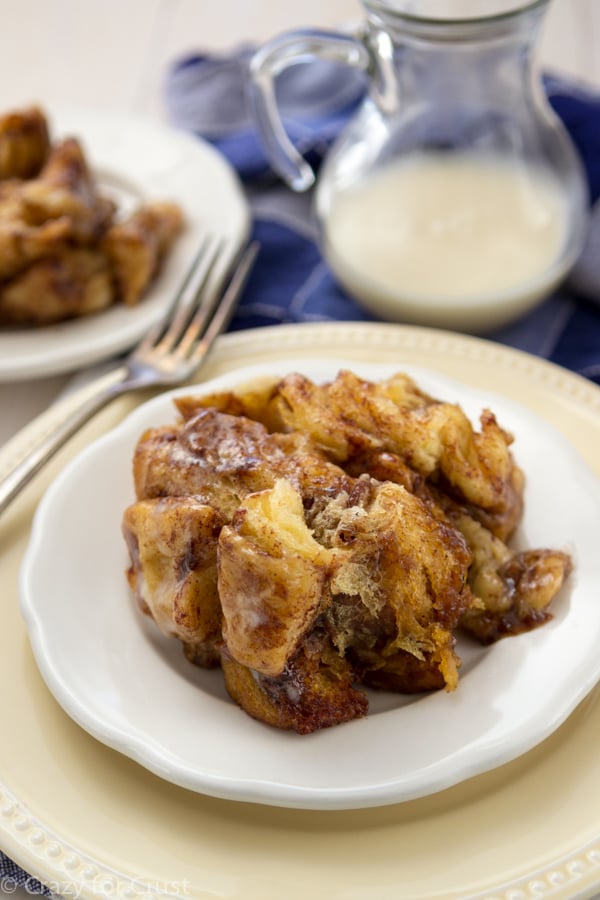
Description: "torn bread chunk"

(0, 106), (51, 179)
(0, 247), (113, 324)
(102, 201), (184, 305)
(122, 369), (573, 732)
(123, 496), (225, 666)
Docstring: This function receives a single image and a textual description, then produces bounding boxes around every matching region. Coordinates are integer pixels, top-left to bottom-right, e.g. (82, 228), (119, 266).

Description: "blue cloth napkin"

(3, 46), (600, 898)
(0, 853), (51, 895)
(166, 52), (600, 384)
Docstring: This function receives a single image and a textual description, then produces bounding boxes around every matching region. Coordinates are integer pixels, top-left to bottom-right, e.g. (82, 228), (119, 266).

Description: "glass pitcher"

(248, 0), (589, 331)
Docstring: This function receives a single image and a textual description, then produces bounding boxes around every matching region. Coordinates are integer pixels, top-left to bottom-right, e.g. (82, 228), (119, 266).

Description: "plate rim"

(3, 320), (600, 900)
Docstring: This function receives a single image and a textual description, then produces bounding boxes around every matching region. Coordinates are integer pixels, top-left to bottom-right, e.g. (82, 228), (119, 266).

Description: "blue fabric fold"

(166, 49), (367, 181)
(165, 52), (600, 385)
(0, 854), (51, 895)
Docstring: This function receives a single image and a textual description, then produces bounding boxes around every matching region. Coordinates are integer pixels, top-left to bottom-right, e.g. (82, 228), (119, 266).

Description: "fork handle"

(0, 365), (129, 517)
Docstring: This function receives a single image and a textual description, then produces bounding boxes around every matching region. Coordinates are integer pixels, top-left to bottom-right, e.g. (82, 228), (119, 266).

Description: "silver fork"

(0, 237), (259, 517)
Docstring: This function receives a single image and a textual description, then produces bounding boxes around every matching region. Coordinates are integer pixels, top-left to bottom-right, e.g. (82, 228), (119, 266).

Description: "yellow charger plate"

(1, 321), (600, 900)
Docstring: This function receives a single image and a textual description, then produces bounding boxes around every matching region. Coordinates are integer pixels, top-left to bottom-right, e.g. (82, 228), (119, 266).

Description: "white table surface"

(0, 0), (599, 897)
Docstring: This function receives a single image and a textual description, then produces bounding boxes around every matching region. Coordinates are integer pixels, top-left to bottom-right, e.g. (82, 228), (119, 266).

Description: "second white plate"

(0, 104), (250, 382)
(19, 359), (600, 810)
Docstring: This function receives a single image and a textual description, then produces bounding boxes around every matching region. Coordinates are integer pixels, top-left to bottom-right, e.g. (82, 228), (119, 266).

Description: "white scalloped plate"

(0, 104), (249, 382)
(18, 355), (600, 813)
(3, 322), (600, 899)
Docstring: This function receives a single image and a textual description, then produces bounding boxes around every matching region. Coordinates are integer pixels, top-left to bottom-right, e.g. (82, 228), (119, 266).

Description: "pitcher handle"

(248, 28), (372, 192)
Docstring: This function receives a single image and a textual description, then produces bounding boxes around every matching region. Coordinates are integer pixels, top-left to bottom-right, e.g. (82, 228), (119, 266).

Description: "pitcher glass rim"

(362, 0), (549, 28)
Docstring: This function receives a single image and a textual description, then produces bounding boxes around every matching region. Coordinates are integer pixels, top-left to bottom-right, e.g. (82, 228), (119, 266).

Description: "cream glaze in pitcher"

(249, 0), (589, 331)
